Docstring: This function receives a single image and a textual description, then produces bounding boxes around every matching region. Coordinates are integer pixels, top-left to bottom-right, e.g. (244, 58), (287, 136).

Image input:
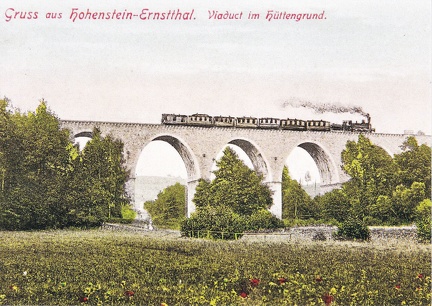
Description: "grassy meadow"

(0, 229), (430, 305)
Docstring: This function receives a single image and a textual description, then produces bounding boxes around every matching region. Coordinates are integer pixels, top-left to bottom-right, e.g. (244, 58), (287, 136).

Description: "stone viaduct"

(60, 120), (431, 219)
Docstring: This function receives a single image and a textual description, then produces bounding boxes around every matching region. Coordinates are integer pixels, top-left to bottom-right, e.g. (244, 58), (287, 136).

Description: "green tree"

(414, 199), (431, 243)
(183, 147), (282, 239)
(313, 189), (350, 223)
(281, 166), (314, 220)
(0, 100), (131, 230)
(65, 127), (130, 227)
(0, 98), (23, 229)
(193, 147), (273, 216)
(181, 204), (246, 240)
(0, 100), (73, 229)
(391, 182), (426, 224)
(394, 136), (431, 197)
(341, 134), (397, 219)
(368, 195), (394, 224)
(145, 182), (186, 229)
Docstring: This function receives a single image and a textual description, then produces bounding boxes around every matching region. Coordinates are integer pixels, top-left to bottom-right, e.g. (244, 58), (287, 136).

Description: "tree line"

(284, 134), (431, 227)
(147, 134), (430, 240)
(2, 98), (430, 237)
(0, 99), (131, 230)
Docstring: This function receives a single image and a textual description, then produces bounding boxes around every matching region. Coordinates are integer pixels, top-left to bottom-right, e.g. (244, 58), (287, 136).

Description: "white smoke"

(281, 98), (368, 118)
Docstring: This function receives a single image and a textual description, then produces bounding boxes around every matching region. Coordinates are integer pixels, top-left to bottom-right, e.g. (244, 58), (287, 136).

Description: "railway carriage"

(213, 116), (236, 127)
(280, 118), (307, 131)
(258, 117), (280, 129)
(187, 114), (213, 126)
(161, 114), (188, 125)
(307, 120), (331, 131)
(236, 116), (259, 128)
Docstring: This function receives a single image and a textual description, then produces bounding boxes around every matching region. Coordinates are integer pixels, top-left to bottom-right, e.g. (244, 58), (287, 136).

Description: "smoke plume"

(281, 98), (368, 117)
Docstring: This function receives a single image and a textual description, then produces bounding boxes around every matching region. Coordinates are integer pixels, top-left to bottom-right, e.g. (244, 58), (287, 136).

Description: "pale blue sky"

(1, 0), (431, 181)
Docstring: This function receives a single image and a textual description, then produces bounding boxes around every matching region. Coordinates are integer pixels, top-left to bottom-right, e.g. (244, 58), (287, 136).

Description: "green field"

(0, 229), (430, 305)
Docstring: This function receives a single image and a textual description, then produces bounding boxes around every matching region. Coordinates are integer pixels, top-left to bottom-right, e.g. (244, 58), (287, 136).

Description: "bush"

(312, 231), (327, 241)
(416, 220), (431, 243)
(333, 218), (371, 241)
(414, 199), (431, 243)
(283, 218), (339, 227)
(107, 217), (134, 224)
(181, 205), (246, 240)
(121, 205), (136, 220)
(245, 209), (284, 231)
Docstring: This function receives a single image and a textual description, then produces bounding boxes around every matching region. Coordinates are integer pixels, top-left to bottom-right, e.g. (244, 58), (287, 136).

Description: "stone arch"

(291, 141), (340, 186)
(145, 134), (200, 180)
(74, 131), (93, 138)
(71, 130), (94, 150)
(227, 138), (271, 181)
(375, 144), (394, 157)
(133, 134), (200, 217)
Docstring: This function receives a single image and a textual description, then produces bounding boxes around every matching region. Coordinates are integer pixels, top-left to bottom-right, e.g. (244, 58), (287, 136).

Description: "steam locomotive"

(161, 113), (375, 133)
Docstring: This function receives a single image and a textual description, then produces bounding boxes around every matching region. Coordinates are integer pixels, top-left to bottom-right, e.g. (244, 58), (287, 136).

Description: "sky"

(1, 0), (431, 182)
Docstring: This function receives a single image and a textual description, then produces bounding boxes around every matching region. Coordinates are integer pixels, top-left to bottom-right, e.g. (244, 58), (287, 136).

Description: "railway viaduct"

(60, 120), (431, 219)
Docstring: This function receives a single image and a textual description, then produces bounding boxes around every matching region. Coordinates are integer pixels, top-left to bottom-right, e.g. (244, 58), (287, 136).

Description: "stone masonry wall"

(242, 226), (418, 242)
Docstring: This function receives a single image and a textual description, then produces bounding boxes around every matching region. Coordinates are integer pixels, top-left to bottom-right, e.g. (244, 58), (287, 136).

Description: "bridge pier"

(267, 181), (283, 219)
(124, 177), (137, 209)
(186, 179), (199, 217)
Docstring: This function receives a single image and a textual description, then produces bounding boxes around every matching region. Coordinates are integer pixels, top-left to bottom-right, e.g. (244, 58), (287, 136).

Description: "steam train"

(161, 113), (375, 133)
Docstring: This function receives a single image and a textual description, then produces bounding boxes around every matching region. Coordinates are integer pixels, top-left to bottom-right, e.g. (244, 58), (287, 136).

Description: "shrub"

(121, 205), (137, 220)
(416, 220), (431, 243)
(245, 209), (284, 232)
(107, 217), (134, 224)
(181, 205), (246, 240)
(283, 218), (339, 227)
(312, 231), (327, 241)
(414, 199), (431, 243)
(333, 218), (371, 241)
(144, 183), (185, 229)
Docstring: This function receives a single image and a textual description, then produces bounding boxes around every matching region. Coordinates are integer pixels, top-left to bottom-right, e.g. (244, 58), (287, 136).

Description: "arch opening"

(72, 131), (93, 151)
(285, 146), (321, 198)
(286, 147), (321, 184)
(134, 135), (199, 220)
(284, 142), (339, 197)
(210, 144), (254, 180)
(227, 139), (270, 180)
